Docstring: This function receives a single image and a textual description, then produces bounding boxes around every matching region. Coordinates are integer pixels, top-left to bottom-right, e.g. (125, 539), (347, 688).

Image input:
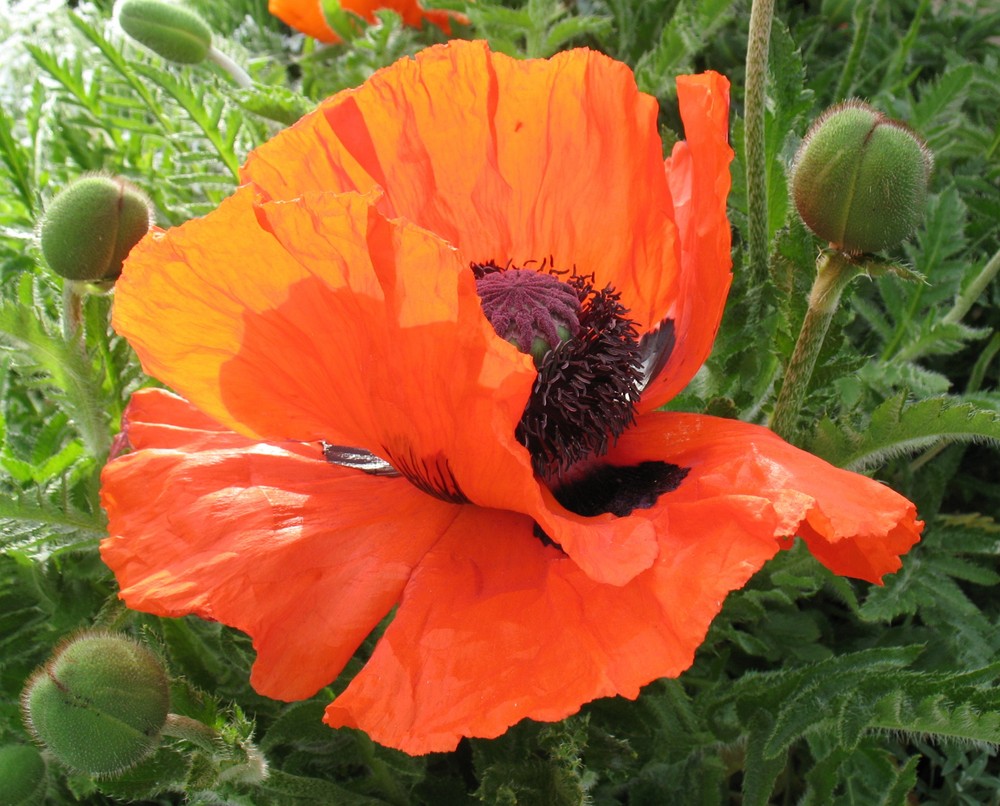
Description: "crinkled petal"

(605, 412), (922, 583)
(100, 389), (461, 700)
(641, 71), (735, 410)
(242, 41), (681, 332)
(114, 185), (661, 587)
(323, 412), (920, 755)
(323, 497), (781, 754)
(114, 186), (533, 472)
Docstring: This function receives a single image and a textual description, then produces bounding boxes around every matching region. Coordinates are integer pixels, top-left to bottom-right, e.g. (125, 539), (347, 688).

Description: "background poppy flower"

(101, 41), (921, 755)
(268, 0), (466, 43)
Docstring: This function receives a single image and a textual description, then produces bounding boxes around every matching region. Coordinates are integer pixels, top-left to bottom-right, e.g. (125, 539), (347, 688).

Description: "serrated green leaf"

(634, 0), (740, 97)
(873, 688), (1000, 745)
(742, 712), (786, 806)
(808, 393), (1000, 470)
(232, 85), (313, 126)
(0, 300), (111, 459)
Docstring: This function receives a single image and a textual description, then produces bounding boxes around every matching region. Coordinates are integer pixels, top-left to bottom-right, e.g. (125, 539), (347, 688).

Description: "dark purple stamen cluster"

(472, 260), (643, 479)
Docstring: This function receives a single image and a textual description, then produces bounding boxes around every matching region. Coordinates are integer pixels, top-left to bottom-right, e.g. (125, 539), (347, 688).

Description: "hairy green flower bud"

(118, 0), (213, 64)
(791, 101), (933, 254)
(40, 175), (153, 283)
(0, 744), (47, 805)
(21, 632), (170, 777)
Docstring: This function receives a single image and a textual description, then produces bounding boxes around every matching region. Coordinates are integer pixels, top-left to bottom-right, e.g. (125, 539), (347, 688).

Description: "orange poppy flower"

(100, 41), (921, 755)
(268, 0), (466, 43)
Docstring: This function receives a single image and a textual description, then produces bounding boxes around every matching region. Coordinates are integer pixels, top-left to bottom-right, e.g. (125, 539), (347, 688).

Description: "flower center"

(475, 268), (581, 366)
(473, 260), (643, 479)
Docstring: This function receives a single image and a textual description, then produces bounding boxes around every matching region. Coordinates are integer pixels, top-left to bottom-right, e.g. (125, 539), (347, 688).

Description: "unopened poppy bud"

(791, 101), (932, 254)
(0, 744), (47, 805)
(40, 175), (153, 283)
(21, 632), (170, 776)
(118, 0), (213, 64)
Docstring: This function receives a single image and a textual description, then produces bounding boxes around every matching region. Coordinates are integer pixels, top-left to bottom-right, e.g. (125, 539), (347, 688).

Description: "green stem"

(61, 281), (84, 345)
(744, 0), (775, 289)
(356, 731), (409, 806)
(833, 0), (874, 100)
(771, 251), (860, 441)
(942, 246), (1000, 326)
(206, 46), (254, 89)
(524, 0), (548, 58)
(60, 283), (113, 460)
(161, 713), (221, 753)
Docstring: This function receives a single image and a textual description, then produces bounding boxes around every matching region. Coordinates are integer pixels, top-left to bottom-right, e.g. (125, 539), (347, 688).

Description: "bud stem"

(356, 731), (409, 806)
(744, 0), (775, 291)
(61, 281), (84, 344)
(833, 1), (873, 100)
(206, 46), (254, 89)
(942, 245), (1000, 327)
(162, 713), (221, 752)
(771, 251), (861, 441)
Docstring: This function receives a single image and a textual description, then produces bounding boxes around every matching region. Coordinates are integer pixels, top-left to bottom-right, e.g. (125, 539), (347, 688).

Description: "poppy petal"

(242, 41), (683, 332)
(323, 413), (920, 754)
(640, 71), (735, 410)
(114, 186), (537, 476)
(268, 0), (465, 43)
(604, 412), (922, 583)
(100, 388), (461, 700)
(116, 182), (661, 587)
(268, 0), (337, 42)
(323, 502), (781, 754)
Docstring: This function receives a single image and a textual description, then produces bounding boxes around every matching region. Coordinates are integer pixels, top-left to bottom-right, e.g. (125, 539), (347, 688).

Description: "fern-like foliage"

(808, 392), (1000, 471)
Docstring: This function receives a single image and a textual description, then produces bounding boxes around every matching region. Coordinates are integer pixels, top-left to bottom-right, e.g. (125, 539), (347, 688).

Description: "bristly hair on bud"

(21, 631), (170, 777)
(117, 0), (213, 64)
(39, 173), (154, 284)
(791, 99), (933, 255)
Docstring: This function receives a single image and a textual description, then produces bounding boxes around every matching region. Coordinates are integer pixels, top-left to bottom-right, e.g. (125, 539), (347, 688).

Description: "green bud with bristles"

(791, 101), (933, 255)
(118, 0), (213, 64)
(39, 175), (153, 283)
(0, 744), (47, 805)
(21, 632), (170, 777)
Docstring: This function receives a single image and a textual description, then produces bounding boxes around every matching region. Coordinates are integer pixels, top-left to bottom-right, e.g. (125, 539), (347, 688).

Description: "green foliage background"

(1, 0), (999, 803)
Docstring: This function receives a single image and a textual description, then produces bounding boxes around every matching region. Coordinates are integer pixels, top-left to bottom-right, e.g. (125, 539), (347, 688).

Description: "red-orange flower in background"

(100, 41), (921, 755)
(268, 0), (465, 43)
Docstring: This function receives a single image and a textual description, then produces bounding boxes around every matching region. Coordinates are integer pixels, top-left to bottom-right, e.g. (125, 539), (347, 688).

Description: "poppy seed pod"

(118, 0), (213, 64)
(791, 101), (932, 254)
(21, 632), (170, 776)
(40, 175), (153, 283)
(0, 744), (47, 805)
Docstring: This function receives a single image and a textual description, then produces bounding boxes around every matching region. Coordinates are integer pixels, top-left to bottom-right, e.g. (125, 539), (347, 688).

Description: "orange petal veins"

(641, 71), (735, 410)
(323, 501), (780, 754)
(100, 389), (462, 700)
(242, 41), (682, 333)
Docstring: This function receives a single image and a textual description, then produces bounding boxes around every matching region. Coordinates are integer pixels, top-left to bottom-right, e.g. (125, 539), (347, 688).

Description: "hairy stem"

(162, 713), (221, 753)
(771, 251), (860, 441)
(61, 282), (84, 345)
(833, 0), (874, 100)
(356, 731), (409, 806)
(745, 0), (775, 289)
